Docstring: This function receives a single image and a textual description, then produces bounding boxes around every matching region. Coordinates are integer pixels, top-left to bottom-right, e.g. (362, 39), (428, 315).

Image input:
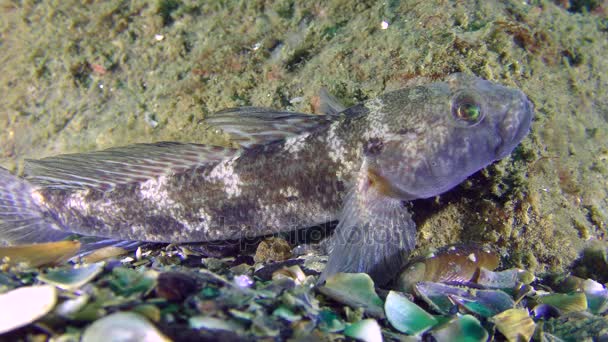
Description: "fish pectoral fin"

(319, 167), (416, 286)
(75, 237), (148, 257)
(205, 107), (335, 148)
(25, 142), (238, 190)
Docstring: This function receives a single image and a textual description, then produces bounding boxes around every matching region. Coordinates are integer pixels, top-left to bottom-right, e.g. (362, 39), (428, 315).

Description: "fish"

(0, 73), (533, 285)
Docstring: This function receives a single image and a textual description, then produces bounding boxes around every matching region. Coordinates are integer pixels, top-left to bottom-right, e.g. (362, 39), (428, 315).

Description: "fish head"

(364, 73), (534, 200)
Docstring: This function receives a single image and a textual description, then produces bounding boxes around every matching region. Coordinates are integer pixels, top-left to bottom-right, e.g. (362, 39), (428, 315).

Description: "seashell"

(200, 286), (220, 299)
(581, 278), (608, 314)
(396, 244), (499, 293)
(132, 304), (161, 323)
(414, 281), (466, 314)
(477, 267), (535, 289)
(252, 259), (303, 281)
(536, 292), (588, 314)
(490, 308), (536, 342)
(531, 303), (561, 320)
(429, 314), (489, 342)
(55, 293), (91, 319)
(318, 273), (384, 318)
(81, 311), (170, 342)
(189, 315), (242, 332)
(343, 319), (382, 342)
(415, 281), (514, 317)
(571, 241), (608, 284)
(108, 268), (158, 297)
(317, 309), (346, 333)
(449, 293), (515, 318)
(38, 262), (104, 291)
(548, 274), (586, 293)
(291, 319), (317, 339)
(228, 308), (254, 322)
(384, 290), (438, 335)
(513, 283), (535, 304)
(272, 265), (306, 285)
(0, 240), (81, 267)
(0, 285), (57, 334)
(230, 263), (252, 276)
(250, 314), (281, 337)
(272, 305), (303, 322)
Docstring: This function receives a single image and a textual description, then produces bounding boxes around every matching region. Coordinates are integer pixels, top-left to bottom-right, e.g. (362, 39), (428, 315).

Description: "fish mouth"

(495, 94), (534, 158)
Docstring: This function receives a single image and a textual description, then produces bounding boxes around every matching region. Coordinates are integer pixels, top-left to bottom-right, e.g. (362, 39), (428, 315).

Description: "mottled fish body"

(0, 73), (533, 284)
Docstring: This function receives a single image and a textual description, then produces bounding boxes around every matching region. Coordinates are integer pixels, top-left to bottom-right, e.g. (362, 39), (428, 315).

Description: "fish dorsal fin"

(25, 142), (238, 190)
(206, 107), (335, 148)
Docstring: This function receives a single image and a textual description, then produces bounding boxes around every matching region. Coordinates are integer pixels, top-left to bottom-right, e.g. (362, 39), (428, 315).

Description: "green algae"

(0, 0), (607, 290)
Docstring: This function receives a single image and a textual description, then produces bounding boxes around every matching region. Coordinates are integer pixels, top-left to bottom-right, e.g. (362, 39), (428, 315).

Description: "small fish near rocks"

(0, 73), (533, 285)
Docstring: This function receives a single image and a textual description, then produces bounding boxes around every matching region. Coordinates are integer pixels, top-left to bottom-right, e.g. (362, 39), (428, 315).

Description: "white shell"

(81, 311), (170, 342)
(0, 285), (57, 334)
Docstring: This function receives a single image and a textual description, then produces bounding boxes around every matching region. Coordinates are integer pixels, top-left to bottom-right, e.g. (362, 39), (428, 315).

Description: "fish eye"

(451, 92), (484, 127)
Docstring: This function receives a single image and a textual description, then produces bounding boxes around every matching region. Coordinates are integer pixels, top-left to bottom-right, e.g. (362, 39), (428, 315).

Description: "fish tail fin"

(0, 167), (70, 245)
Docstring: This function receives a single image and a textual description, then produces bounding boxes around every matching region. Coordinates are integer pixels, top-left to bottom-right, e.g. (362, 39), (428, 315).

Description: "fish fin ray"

(0, 167), (70, 245)
(206, 107), (334, 148)
(318, 88), (346, 116)
(25, 142), (238, 190)
(319, 164), (416, 286)
(75, 237), (149, 255)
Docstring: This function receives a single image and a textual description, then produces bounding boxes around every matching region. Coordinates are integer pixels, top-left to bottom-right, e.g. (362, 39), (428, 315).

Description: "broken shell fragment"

(429, 314), (488, 342)
(55, 293), (91, 319)
(581, 278), (608, 314)
(544, 276), (608, 314)
(189, 315), (242, 332)
(132, 304), (162, 323)
(477, 268), (535, 289)
(343, 319), (382, 342)
(531, 303), (561, 320)
(272, 305), (303, 322)
(414, 281), (514, 316)
(536, 292), (588, 314)
(318, 273), (384, 318)
(384, 290), (438, 335)
(449, 290), (515, 318)
(38, 262), (104, 291)
(0, 285), (57, 335)
(396, 244), (499, 292)
(81, 311), (170, 342)
(272, 265), (306, 285)
(490, 308), (536, 342)
(317, 309), (346, 333)
(414, 282), (465, 314)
